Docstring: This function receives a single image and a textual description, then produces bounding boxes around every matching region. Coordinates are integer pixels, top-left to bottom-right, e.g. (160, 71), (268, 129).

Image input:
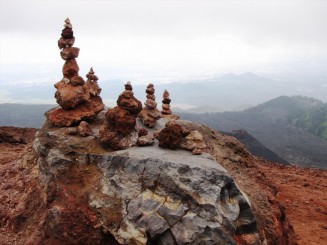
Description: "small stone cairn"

(138, 83), (161, 128)
(48, 18), (104, 127)
(161, 89), (179, 120)
(99, 82), (142, 150)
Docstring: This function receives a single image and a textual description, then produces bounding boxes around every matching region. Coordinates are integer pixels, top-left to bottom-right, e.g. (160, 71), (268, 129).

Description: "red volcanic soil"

(0, 126), (326, 244)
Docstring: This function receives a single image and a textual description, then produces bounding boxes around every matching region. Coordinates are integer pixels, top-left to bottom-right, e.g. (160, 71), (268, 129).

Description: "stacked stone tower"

(99, 82), (142, 150)
(138, 83), (161, 128)
(161, 89), (172, 115)
(48, 18), (104, 127)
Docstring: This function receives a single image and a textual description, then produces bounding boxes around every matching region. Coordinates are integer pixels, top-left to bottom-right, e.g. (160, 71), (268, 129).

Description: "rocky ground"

(0, 126), (326, 244)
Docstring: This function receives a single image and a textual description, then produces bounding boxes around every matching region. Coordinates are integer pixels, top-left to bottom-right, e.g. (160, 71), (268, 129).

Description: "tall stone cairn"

(138, 83), (161, 128)
(161, 89), (180, 120)
(99, 81), (142, 150)
(48, 18), (104, 127)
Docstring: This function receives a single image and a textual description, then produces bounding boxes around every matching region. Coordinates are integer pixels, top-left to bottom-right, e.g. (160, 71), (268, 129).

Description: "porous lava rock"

(138, 83), (161, 128)
(77, 121), (92, 137)
(158, 122), (184, 149)
(99, 82), (142, 150)
(158, 121), (207, 154)
(48, 19), (104, 127)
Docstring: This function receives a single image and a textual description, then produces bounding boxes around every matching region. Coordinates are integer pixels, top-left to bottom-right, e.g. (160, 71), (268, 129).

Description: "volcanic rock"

(180, 130), (206, 151)
(62, 58), (79, 79)
(86, 67), (99, 82)
(161, 89), (179, 120)
(54, 81), (89, 109)
(99, 82), (142, 150)
(137, 134), (155, 146)
(32, 117), (259, 244)
(60, 47), (80, 60)
(77, 121), (92, 137)
(48, 96), (104, 127)
(138, 83), (161, 128)
(70, 75), (85, 86)
(48, 19), (104, 127)
(158, 122), (184, 149)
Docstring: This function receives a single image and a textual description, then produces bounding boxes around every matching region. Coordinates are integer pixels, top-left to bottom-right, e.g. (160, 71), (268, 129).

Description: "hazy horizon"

(1, 0), (327, 109)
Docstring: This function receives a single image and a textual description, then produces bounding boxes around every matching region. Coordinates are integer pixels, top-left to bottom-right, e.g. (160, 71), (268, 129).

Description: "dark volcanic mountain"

(180, 96), (327, 169)
(223, 129), (289, 165)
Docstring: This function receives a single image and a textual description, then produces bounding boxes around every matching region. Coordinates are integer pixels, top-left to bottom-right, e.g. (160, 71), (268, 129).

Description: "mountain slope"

(223, 130), (289, 164)
(180, 96), (327, 169)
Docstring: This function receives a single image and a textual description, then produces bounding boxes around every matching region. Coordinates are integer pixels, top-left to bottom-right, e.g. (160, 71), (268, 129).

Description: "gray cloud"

(1, 0), (327, 75)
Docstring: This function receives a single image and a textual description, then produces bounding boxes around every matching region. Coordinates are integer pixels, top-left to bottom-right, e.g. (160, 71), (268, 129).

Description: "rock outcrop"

(99, 82), (142, 150)
(138, 83), (161, 128)
(48, 19), (104, 127)
(158, 120), (207, 154)
(161, 89), (179, 120)
(33, 113), (260, 244)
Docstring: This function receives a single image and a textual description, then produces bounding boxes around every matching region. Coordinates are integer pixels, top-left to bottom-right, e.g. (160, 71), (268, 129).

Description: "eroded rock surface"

(33, 113), (259, 244)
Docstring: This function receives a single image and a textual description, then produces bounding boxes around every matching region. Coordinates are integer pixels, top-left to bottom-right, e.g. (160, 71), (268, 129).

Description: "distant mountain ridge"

(1, 96), (327, 169)
(180, 96), (327, 169)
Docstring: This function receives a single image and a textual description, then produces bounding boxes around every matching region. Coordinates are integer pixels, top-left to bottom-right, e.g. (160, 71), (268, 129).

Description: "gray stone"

(34, 114), (259, 244)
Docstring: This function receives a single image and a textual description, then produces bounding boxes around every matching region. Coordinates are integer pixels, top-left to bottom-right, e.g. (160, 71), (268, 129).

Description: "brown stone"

(137, 135), (155, 146)
(144, 99), (157, 110)
(86, 80), (101, 96)
(105, 107), (136, 136)
(77, 121), (92, 137)
(162, 98), (171, 104)
(146, 84), (155, 95)
(117, 91), (142, 115)
(146, 94), (155, 100)
(62, 59), (79, 79)
(66, 127), (77, 135)
(54, 81), (90, 109)
(99, 122), (138, 150)
(138, 128), (148, 137)
(86, 67), (98, 82)
(61, 27), (74, 39)
(48, 96), (104, 127)
(58, 37), (75, 49)
(138, 83), (161, 128)
(158, 123), (183, 149)
(60, 47), (80, 60)
(192, 148), (202, 155)
(70, 75), (85, 86)
(180, 130), (206, 151)
(161, 108), (172, 115)
(124, 81), (133, 90)
(138, 108), (161, 128)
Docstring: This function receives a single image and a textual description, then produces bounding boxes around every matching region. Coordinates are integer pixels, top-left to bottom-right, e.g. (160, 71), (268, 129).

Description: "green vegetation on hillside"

(288, 105), (327, 140)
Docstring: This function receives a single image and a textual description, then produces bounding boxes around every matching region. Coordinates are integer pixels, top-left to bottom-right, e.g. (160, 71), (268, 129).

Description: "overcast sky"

(1, 0), (327, 80)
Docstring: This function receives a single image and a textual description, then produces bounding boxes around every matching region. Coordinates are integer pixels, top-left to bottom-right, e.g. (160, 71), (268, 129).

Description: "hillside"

(180, 96), (327, 169)
(223, 130), (289, 164)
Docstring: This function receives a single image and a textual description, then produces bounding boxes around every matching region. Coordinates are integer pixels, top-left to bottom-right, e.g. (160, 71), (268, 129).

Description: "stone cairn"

(48, 18), (104, 127)
(138, 83), (161, 128)
(99, 82), (142, 150)
(161, 89), (179, 120)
